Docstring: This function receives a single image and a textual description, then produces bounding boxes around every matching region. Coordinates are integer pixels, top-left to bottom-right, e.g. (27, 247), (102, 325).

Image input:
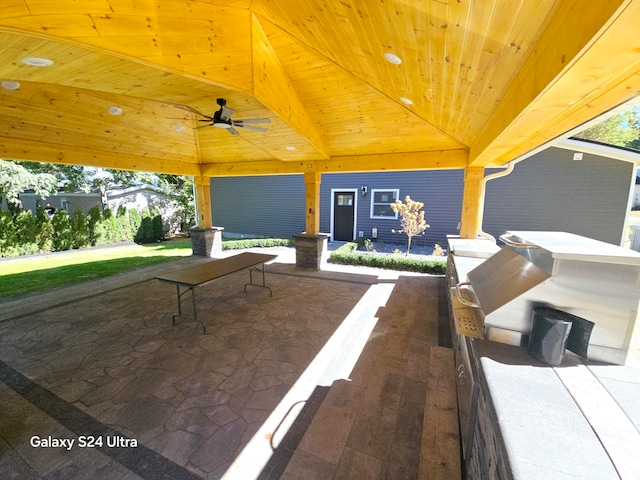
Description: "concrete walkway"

(0, 248), (456, 479)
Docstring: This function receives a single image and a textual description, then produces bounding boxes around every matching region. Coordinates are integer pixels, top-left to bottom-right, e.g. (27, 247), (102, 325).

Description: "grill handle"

(499, 234), (538, 249)
(454, 282), (482, 309)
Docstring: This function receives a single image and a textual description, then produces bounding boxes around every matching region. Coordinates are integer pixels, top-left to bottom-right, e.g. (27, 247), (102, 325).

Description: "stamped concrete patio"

(0, 247), (458, 479)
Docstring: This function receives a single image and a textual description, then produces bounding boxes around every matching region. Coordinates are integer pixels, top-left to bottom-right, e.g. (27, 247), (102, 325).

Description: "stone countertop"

(470, 339), (640, 479)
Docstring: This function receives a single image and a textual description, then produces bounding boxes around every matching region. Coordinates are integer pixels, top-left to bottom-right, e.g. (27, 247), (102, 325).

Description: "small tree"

(390, 195), (430, 255)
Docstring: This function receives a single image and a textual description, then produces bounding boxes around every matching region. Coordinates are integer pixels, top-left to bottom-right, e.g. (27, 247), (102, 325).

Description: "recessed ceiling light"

(400, 97), (413, 105)
(22, 57), (53, 67)
(1, 80), (20, 91)
(176, 125), (186, 132)
(108, 106), (123, 115)
(384, 52), (402, 65)
(285, 146), (296, 151)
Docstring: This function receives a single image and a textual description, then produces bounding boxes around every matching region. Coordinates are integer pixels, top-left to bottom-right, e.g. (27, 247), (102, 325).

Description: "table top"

(155, 252), (277, 287)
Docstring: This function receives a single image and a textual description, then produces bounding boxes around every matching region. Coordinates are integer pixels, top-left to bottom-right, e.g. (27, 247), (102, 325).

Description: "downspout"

(476, 162), (516, 243)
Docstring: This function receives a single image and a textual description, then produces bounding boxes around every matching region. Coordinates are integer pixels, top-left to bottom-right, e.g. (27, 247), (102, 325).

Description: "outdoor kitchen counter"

(466, 339), (640, 479)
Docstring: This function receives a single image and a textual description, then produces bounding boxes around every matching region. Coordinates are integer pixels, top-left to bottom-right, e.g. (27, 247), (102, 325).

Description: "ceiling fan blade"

(220, 106), (235, 122)
(195, 123), (214, 129)
(234, 118), (271, 124)
(238, 124), (269, 132)
(174, 104), (210, 118)
(227, 126), (239, 135)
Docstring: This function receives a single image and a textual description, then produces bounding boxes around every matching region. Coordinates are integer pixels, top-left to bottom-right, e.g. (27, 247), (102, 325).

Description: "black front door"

(333, 191), (355, 241)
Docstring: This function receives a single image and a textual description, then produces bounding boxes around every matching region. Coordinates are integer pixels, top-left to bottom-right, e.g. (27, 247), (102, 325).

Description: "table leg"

(172, 285), (206, 334)
(244, 263), (273, 296)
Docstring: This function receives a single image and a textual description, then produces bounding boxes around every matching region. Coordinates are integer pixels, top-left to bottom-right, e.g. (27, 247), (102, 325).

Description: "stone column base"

(294, 233), (329, 270)
(190, 227), (224, 257)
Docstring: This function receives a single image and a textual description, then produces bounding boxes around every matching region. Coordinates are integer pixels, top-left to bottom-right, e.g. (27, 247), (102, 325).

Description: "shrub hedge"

(0, 206), (166, 257)
(329, 240), (446, 274)
(222, 237), (294, 250)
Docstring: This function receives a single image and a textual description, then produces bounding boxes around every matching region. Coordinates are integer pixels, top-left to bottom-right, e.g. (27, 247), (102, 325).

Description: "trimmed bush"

(87, 206), (103, 246)
(329, 241), (446, 274)
(117, 207), (133, 241)
(71, 208), (89, 249)
(128, 208), (142, 237)
(135, 216), (155, 243)
(222, 238), (294, 250)
(0, 210), (17, 256)
(15, 211), (38, 253)
(35, 206), (53, 251)
(152, 214), (164, 242)
(51, 209), (73, 251)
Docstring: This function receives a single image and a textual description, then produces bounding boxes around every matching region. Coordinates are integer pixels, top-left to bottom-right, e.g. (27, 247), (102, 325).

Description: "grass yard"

(0, 238), (193, 299)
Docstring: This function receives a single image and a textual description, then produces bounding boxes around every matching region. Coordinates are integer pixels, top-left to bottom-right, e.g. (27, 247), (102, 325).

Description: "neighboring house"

(19, 184), (170, 214)
(211, 139), (640, 247)
(634, 176), (640, 208)
(17, 184), (182, 232)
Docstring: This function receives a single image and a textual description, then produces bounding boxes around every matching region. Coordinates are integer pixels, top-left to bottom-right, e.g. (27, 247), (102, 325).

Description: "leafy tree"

(574, 106), (640, 148)
(0, 160), (57, 214)
(390, 196), (430, 255)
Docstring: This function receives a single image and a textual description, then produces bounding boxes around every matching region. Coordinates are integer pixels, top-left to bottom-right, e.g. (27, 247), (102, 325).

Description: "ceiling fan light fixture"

(108, 106), (123, 115)
(400, 97), (413, 105)
(384, 52), (402, 65)
(1, 80), (20, 91)
(214, 122), (231, 129)
(22, 57), (53, 67)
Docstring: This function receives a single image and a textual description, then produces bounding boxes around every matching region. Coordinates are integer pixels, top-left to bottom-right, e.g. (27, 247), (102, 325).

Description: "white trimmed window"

(370, 189), (399, 219)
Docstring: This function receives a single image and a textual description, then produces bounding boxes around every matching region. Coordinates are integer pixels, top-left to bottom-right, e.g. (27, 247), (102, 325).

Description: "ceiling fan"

(174, 98), (271, 135)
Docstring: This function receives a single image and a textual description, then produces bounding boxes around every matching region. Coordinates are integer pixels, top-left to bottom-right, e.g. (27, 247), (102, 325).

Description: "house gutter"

(476, 162), (516, 243)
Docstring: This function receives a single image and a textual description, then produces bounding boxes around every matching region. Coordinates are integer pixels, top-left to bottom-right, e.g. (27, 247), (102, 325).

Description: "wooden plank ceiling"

(0, 0), (639, 177)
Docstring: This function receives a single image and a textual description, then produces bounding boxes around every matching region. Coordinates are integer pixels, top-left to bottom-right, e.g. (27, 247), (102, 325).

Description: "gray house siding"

(320, 170), (464, 247)
(210, 170), (464, 246)
(210, 175), (306, 238)
(483, 146), (634, 245)
(208, 145), (634, 247)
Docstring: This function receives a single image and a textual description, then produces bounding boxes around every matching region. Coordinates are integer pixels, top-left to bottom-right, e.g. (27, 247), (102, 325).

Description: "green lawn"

(0, 238), (193, 299)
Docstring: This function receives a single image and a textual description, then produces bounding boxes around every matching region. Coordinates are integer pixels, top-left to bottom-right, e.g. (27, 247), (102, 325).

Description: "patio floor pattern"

(0, 249), (455, 479)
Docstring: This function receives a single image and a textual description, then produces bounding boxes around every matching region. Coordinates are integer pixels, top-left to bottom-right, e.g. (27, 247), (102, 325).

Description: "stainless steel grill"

(449, 232), (640, 365)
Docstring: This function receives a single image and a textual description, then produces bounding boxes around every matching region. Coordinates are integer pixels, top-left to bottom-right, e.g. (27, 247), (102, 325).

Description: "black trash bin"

(528, 307), (573, 366)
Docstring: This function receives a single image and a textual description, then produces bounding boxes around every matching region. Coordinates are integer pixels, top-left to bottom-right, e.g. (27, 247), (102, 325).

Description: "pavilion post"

(295, 172), (328, 269)
(460, 166), (485, 238)
(191, 175), (223, 256)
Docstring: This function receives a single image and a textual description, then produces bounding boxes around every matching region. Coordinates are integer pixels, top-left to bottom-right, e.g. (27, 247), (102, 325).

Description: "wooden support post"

(305, 172), (321, 235)
(460, 167), (485, 238)
(194, 175), (212, 229)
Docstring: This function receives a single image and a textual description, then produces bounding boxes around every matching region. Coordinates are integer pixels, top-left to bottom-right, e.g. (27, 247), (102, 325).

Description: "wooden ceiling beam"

(201, 149), (468, 176)
(469, 0), (639, 167)
(250, 15), (330, 159)
(0, 137), (201, 176)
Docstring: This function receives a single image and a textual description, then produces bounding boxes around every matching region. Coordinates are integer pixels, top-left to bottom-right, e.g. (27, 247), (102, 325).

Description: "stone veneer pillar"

(190, 227), (224, 257)
(294, 233), (329, 270)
